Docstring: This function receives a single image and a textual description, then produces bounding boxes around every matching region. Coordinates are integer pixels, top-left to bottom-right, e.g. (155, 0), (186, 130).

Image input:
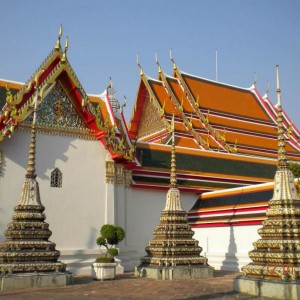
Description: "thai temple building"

(1, 29), (300, 275)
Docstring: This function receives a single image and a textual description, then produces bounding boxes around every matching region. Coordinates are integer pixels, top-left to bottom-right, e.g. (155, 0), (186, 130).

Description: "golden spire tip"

(55, 24), (63, 51)
(65, 36), (69, 52)
(275, 64), (287, 170)
(61, 36), (68, 63)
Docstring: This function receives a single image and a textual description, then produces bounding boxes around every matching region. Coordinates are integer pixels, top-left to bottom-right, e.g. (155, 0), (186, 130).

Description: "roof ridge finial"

(276, 64), (287, 170)
(137, 53), (144, 76)
(108, 77), (120, 112)
(120, 95), (127, 112)
(61, 36), (69, 63)
(170, 48), (177, 70)
(170, 114), (177, 188)
(155, 51), (162, 73)
(263, 81), (270, 99)
(253, 72), (257, 87)
(109, 76), (113, 89)
(55, 24), (63, 51)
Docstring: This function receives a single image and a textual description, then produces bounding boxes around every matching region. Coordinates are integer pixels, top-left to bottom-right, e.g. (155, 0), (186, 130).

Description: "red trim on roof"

(188, 205), (269, 217)
(190, 220), (263, 228)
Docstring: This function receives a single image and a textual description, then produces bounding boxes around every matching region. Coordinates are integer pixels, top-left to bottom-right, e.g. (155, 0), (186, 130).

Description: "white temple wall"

(0, 131), (109, 274)
(193, 225), (261, 271)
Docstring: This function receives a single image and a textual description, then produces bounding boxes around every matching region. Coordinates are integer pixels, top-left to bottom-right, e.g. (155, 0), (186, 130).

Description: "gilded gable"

(136, 96), (165, 140)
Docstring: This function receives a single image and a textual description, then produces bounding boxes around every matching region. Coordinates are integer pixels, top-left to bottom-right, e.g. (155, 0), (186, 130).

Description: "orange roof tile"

(182, 73), (270, 121)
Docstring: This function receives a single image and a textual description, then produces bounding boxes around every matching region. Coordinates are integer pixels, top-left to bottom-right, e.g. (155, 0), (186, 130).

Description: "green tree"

(96, 224), (125, 262)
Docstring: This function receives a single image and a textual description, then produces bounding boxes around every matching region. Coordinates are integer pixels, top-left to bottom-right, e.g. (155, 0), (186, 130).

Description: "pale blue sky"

(0, 0), (299, 125)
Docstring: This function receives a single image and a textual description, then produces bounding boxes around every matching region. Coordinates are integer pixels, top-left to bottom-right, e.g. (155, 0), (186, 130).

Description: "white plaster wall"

(0, 131), (107, 254)
(193, 225), (261, 271)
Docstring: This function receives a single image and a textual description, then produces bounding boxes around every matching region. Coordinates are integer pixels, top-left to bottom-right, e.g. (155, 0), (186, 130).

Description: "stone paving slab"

(0, 271), (274, 300)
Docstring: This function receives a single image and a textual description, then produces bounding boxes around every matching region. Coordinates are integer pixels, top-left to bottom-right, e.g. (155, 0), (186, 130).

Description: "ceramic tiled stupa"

(135, 115), (214, 279)
(234, 66), (300, 300)
(0, 88), (73, 290)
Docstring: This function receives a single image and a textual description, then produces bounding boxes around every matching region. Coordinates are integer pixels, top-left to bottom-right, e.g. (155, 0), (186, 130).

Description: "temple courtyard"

(0, 271), (273, 300)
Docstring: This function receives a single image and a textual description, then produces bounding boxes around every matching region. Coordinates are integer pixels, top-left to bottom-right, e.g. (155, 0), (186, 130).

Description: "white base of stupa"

(0, 272), (74, 291)
(234, 276), (300, 300)
(135, 265), (214, 280)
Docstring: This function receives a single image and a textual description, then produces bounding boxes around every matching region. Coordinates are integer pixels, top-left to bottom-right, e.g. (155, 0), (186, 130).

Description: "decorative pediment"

(21, 82), (92, 137)
(136, 96), (165, 140)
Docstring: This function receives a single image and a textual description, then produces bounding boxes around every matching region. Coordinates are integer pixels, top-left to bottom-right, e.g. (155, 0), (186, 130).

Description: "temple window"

(50, 168), (63, 188)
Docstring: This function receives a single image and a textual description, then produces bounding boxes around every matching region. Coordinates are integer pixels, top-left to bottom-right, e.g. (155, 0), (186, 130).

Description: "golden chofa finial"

(155, 51), (162, 73)
(170, 48), (177, 70)
(61, 36), (69, 63)
(137, 53), (144, 76)
(55, 24), (63, 51)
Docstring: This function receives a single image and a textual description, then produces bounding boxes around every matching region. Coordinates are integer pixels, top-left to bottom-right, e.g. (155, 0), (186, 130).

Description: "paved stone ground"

(0, 271), (274, 300)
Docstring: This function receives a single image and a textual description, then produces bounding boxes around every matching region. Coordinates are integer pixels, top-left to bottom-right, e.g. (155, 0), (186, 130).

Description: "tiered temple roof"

(129, 55), (300, 192)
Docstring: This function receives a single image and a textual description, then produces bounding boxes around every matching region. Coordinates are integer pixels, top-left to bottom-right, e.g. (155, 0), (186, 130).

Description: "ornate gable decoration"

(21, 82), (90, 135)
(137, 95), (165, 139)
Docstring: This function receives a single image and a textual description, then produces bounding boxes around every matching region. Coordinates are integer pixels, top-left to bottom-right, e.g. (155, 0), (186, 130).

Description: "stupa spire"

(276, 65), (287, 171)
(25, 94), (38, 179)
(170, 114), (177, 188)
(164, 115), (182, 211)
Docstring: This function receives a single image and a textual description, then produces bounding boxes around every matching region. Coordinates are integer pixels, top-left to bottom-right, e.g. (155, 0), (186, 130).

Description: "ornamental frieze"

(105, 161), (132, 188)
